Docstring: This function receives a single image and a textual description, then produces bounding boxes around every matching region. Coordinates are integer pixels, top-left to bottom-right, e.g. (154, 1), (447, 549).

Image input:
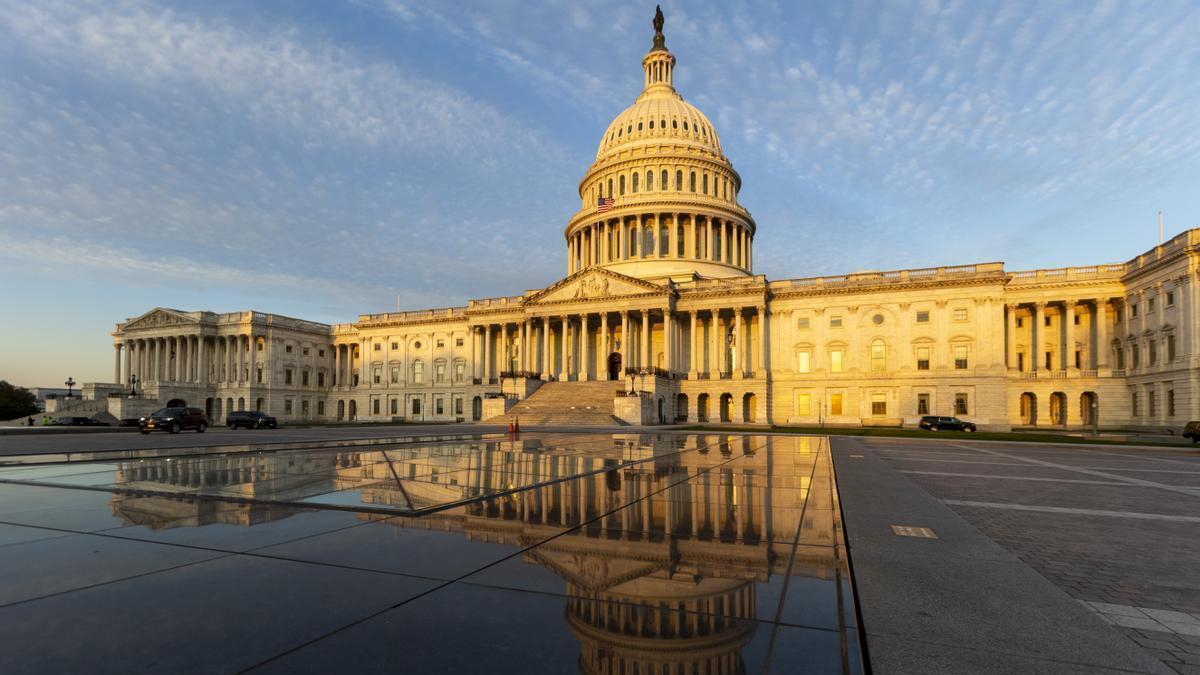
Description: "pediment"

(527, 548), (670, 592)
(527, 268), (667, 305)
(122, 307), (200, 331)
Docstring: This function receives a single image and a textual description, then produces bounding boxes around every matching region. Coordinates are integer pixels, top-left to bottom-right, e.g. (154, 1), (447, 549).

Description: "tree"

(0, 381), (38, 421)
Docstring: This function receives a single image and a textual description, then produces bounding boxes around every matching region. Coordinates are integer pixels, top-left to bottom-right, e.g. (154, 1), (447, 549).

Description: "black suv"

(139, 407), (208, 434)
(1183, 421), (1200, 443)
(226, 410), (278, 430)
(919, 416), (977, 432)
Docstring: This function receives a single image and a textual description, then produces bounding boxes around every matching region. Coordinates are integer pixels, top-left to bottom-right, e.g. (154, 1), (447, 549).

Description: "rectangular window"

(797, 351), (811, 373)
(830, 394), (843, 416)
(436, 340), (445, 349)
(1132, 345), (1140, 369)
(830, 349), (844, 373)
(456, 338), (464, 347)
(1148, 298), (1155, 312)
(796, 393), (811, 416)
(435, 363), (446, 383)
(830, 316), (843, 328)
(1016, 318), (1023, 328)
(953, 308), (968, 322)
(318, 349), (325, 357)
(455, 397), (463, 415)
(1017, 353), (1025, 372)
(302, 371), (309, 386)
(871, 394), (886, 417)
(917, 393), (930, 415)
(916, 346), (930, 371)
(374, 343), (381, 351)
(1149, 341), (1157, 365)
(1167, 291), (1175, 306)
(871, 342), (886, 372)
(372, 398), (380, 415)
(373, 367), (382, 384)
(391, 342), (398, 350)
(301, 400), (309, 415)
(1131, 391), (1139, 416)
(285, 345), (293, 353)
(285, 369), (293, 385)
(317, 401), (325, 416)
(1148, 390), (1157, 417)
(916, 310), (930, 323)
(390, 367), (399, 383)
(954, 345), (969, 370)
(435, 397), (445, 415)
(302, 347), (309, 356)
(390, 398), (398, 415)
(1167, 388), (1176, 417)
(797, 317), (810, 329)
(256, 368), (263, 383)
(955, 393), (969, 415)
(1074, 314), (1080, 325)
(1044, 315), (1051, 327)
(1045, 351), (1052, 370)
(1168, 335), (1177, 362)
(1131, 303), (1139, 318)
(411, 398), (421, 415)
(284, 399), (293, 415)
(1074, 351), (1081, 369)
(455, 362), (465, 382)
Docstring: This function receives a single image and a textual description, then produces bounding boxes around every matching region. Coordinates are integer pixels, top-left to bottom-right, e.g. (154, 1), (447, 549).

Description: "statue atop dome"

(651, 5), (667, 51)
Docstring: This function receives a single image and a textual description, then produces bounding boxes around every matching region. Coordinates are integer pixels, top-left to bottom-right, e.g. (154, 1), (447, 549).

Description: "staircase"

(485, 381), (626, 426)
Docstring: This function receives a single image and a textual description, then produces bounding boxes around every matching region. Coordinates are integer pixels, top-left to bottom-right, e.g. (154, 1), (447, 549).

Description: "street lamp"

(64, 377), (76, 398)
(128, 374), (138, 397)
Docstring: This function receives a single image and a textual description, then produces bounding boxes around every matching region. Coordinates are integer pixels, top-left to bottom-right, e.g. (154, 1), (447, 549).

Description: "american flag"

(597, 196), (615, 212)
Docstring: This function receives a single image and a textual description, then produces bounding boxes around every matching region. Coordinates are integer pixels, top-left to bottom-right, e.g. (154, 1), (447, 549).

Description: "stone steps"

(485, 381), (626, 426)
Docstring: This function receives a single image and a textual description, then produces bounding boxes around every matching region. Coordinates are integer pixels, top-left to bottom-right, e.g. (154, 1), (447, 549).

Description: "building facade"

(97, 15), (1198, 431)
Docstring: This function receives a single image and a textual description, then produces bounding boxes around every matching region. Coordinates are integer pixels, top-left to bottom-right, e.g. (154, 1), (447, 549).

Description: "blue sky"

(2, 0), (1198, 387)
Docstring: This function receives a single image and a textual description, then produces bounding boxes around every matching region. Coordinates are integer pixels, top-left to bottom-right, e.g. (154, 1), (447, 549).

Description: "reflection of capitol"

(105, 434), (837, 673)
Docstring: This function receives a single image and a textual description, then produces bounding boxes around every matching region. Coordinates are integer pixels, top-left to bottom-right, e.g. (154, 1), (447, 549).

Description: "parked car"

(139, 407), (208, 434)
(1183, 421), (1200, 443)
(226, 410), (278, 430)
(918, 415), (977, 432)
(51, 416), (109, 426)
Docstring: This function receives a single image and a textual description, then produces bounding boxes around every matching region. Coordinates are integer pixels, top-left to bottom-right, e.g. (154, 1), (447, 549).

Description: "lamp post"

(128, 375), (138, 397)
(64, 377), (76, 398)
(1092, 399), (1099, 437)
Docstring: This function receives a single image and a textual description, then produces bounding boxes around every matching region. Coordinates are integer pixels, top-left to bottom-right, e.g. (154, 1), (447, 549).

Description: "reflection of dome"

(566, 8), (756, 282)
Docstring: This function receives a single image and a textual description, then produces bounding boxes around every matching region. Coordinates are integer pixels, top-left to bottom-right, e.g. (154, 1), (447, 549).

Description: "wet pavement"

(0, 432), (862, 674)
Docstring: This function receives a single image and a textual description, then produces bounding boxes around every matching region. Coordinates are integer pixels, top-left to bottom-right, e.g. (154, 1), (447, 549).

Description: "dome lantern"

(642, 5), (676, 95)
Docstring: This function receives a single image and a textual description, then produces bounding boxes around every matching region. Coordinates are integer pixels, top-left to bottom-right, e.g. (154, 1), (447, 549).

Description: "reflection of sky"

(3, 0), (1198, 385)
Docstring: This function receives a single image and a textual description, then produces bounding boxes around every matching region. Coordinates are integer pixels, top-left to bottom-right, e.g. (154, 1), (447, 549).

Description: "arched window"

(643, 226), (654, 256)
(675, 170), (682, 190)
(619, 175), (625, 196)
(672, 119), (678, 129)
(676, 224), (685, 256)
(871, 340), (887, 372)
(411, 360), (424, 384)
(637, 121), (643, 131)
(649, 119), (655, 129)
(608, 178), (613, 197)
(661, 169), (668, 189)
(632, 172), (638, 193)
(689, 172), (696, 192)
(659, 223), (669, 255)
(646, 170), (653, 190)
(713, 227), (722, 262)
(683, 121), (689, 131)
(629, 227), (638, 257)
(702, 173), (708, 195)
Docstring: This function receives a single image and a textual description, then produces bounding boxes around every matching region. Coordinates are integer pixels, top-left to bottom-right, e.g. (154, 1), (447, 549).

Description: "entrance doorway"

(1019, 392), (1037, 425)
(608, 353), (622, 381)
(1081, 392), (1098, 426)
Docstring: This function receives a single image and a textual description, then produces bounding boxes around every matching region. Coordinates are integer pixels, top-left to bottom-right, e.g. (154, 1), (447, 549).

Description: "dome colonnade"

(564, 10), (756, 280)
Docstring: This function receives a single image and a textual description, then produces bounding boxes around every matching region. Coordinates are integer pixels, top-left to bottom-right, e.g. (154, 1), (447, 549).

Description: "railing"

(1049, 370), (1068, 379)
(1080, 369), (1098, 378)
(770, 262), (1006, 292)
(358, 307), (466, 323)
(1008, 264), (1126, 283)
(499, 370), (542, 380)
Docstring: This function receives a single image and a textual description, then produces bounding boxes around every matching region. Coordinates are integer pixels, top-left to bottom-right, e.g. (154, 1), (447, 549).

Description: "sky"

(1, 0), (1199, 388)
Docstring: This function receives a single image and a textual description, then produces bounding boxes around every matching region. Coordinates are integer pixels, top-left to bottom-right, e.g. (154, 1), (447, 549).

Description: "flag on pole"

(597, 196), (615, 212)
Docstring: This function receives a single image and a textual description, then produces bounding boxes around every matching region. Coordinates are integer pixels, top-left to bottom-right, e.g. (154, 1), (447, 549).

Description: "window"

(284, 399), (293, 415)
(1168, 335), (1177, 362)
(1045, 351), (1052, 370)
(390, 366), (399, 384)
(1148, 297), (1155, 312)
(830, 316), (843, 328)
(411, 398), (421, 415)
(796, 393), (811, 416)
(619, 175), (625, 195)
(632, 172), (639, 193)
(646, 170), (653, 190)
(1132, 344), (1140, 369)
(455, 397), (464, 415)
(372, 367), (381, 384)
(317, 401), (325, 415)
(954, 345), (968, 370)
(1168, 388), (1176, 417)
(702, 173), (708, 194)
(953, 308), (968, 322)
(955, 393), (969, 415)
(256, 367), (263, 383)
(871, 394), (886, 416)
(1017, 353), (1025, 372)
(456, 337), (464, 347)
(302, 371), (310, 386)
(1044, 315), (1051, 327)
(373, 343), (381, 351)
(796, 350), (811, 373)
(675, 170), (682, 190)
(390, 398), (398, 415)
(455, 362), (465, 382)
(870, 340), (886, 372)
(1131, 391), (1139, 416)
(689, 172), (696, 192)
(391, 342), (398, 350)
(1167, 291), (1175, 306)
(872, 314), (884, 325)
(372, 398), (380, 415)
(285, 368), (293, 385)
(916, 346), (930, 371)
(1016, 317), (1023, 328)
(1073, 314), (1080, 325)
(435, 397), (445, 415)
(435, 362), (446, 383)
(412, 360), (424, 384)
(302, 347), (310, 356)
(317, 372), (325, 387)
(1075, 351), (1081, 369)
(257, 341), (264, 352)
(917, 393), (930, 415)
(830, 394), (843, 416)
(830, 349), (844, 373)
(1149, 340), (1157, 365)
(797, 317), (810, 330)
(1131, 303), (1139, 318)
(660, 169), (667, 189)
(1148, 390), (1156, 417)
(301, 400), (310, 416)
(318, 349), (325, 357)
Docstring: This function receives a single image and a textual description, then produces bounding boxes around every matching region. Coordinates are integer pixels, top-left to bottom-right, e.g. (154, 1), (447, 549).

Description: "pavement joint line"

(948, 443), (1200, 498)
(898, 470), (1197, 487)
(941, 499), (1200, 523)
(1080, 601), (1200, 636)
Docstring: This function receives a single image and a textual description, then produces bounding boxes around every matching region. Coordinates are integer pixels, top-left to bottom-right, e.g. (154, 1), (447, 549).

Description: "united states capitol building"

(82, 13), (1196, 431)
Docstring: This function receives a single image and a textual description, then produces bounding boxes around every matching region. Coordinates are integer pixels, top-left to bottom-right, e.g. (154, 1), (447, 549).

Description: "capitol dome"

(564, 7), (756, 282)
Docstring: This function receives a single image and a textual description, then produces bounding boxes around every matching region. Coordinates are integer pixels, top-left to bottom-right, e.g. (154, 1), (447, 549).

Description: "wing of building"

(76, 13), (1193, 431)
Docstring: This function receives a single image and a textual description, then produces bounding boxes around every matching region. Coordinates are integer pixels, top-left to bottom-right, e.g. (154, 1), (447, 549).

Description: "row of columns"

(116, 335), (256, 386)
(331, 343), (361, 388)
(469, 306), (768, 382)
(567, 213), (752, 275)
(1005, 299), (1110, 373)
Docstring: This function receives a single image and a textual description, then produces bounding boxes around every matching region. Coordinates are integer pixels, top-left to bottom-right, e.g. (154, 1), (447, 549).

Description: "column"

(559, 315), (569, 380)
(620, 312), (630, 377)
(113, 344), (122, 384)
(198, 336), (208, 385)
(664, 309), (673, 376)
(542, 317), (552, 380)
(360, 338), (369, 385)
(600, 312), (610, 380)
(711, 311), (721, 376)
(688, 311), (698, 378)
(123, 341), (133, 385)
(334, 343), (341, 386)
(483, 325), (492, 382)
(1065, 301), (1077, 372)
(1095, 300), (1109, 368)
(705, 217), (714, 261)
(757, 305), (767, 378)
(500, 323), (509, 375)
(734, 309), (745, 378)
(580, 313), (590, 381)
(1033, 303), (1045, 372)
(641, 310), (650, 371)
(1006, 304), (1018, 371)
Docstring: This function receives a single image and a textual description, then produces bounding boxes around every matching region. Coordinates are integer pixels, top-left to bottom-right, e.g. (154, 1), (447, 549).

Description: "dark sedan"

(226, 410), (278, 429)
(139, 407), (208, 434)
(918, 415), (977, 432)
